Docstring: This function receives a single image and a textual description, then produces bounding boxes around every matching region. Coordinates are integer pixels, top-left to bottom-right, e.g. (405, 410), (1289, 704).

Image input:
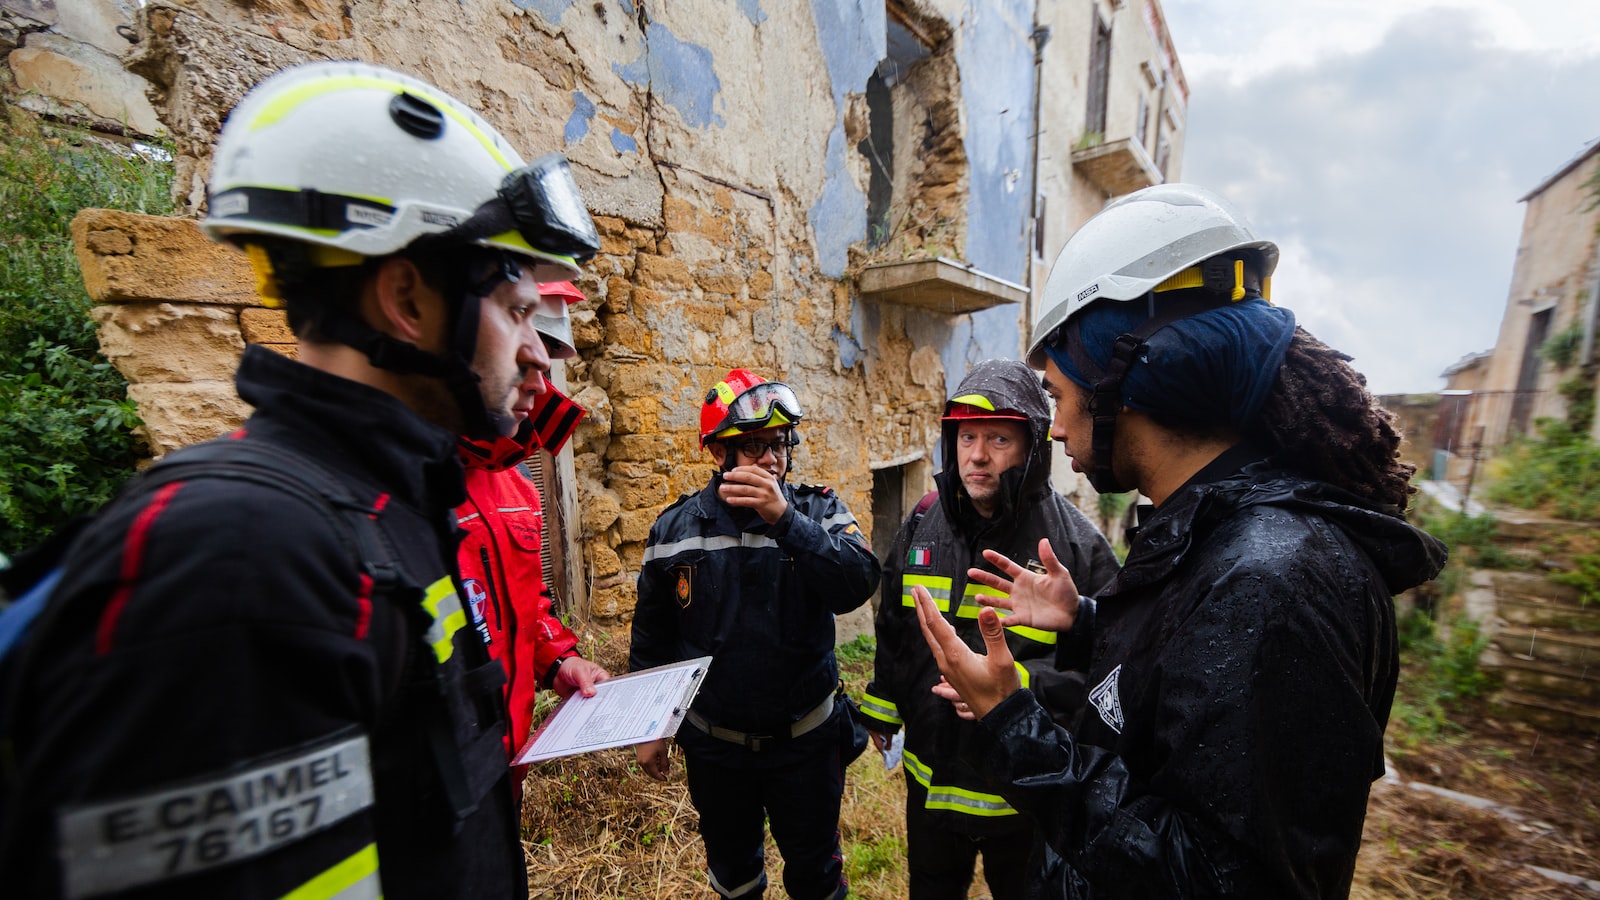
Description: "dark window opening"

(1510, 308), (1553, 434)
(1086, 13), (1112, 137)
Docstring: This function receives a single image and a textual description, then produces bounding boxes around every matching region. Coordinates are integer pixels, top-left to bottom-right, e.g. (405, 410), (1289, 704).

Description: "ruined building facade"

(4, 0), (1187, 634)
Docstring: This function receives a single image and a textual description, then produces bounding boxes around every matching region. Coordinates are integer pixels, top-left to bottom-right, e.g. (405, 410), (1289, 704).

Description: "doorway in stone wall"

(518, 450), (574, 623)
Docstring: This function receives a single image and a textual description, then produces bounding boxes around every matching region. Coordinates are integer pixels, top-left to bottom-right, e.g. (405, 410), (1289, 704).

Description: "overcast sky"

(1159, 0), (1600, 395)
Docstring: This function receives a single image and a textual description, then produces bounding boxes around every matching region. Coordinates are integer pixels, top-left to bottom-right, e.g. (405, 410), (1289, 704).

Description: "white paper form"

(513, 656), (711, 764)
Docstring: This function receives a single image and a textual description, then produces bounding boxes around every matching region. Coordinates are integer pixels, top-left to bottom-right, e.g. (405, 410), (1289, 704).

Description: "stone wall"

(22, 0), (1184, 636)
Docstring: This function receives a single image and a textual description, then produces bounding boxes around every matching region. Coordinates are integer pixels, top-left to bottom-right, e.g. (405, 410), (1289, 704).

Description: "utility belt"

(685, 691), (836, 753)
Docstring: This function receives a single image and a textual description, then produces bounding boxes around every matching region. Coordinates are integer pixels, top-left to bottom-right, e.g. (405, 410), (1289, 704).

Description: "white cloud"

(1162, 0), (1600, 393)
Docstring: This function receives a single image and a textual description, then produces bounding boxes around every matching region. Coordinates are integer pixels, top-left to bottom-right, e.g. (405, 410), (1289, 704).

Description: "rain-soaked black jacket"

(967, 445), (1447, 899)
(863, 360), (1119, 834)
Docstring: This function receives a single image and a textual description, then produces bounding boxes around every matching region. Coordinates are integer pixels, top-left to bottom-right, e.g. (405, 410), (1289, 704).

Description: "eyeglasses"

(728, 436), (798, 460)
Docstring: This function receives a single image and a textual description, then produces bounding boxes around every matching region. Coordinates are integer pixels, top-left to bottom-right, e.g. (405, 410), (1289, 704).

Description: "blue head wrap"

(1044, 296), (1297, 430)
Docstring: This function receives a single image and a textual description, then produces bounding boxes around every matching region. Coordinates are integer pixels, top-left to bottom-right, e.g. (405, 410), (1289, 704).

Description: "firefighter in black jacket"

(630, 369), (881, 900)
(862, 358), (1118, 900)
(916, 183), (1447, 898)
(0, 62), (599, 898)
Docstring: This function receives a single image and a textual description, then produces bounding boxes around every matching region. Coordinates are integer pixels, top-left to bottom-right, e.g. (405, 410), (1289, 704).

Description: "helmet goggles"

(445, 153), (601, 265)
(711, 381), (804, 439)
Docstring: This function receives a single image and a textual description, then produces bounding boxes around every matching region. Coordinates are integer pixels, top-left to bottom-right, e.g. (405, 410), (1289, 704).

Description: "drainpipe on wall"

(1581, 232), (1600, 367)
(1027, 18), (1050, 328)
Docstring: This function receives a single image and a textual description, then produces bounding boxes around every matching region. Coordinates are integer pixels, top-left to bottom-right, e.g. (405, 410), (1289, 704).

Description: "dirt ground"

(1355, 700), (1600, 899)
(519, 637), (1600, 899)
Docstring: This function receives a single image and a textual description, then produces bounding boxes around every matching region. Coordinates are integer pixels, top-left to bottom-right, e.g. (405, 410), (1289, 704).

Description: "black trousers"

(683, 727), (848, 900)
(904, 775), (1032, 900)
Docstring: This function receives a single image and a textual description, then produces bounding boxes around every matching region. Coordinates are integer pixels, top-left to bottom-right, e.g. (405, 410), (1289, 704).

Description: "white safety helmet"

(201, 61), (596, 282)
(1027, 183), (1278, 368)
(534, 281), (585, 360)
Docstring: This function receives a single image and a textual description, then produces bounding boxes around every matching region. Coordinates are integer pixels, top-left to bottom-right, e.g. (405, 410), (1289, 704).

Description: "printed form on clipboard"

(513, 656), (712, 765)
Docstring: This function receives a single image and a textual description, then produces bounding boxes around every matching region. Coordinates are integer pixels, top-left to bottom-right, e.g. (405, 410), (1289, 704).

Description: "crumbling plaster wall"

(40, 0), (989, 630)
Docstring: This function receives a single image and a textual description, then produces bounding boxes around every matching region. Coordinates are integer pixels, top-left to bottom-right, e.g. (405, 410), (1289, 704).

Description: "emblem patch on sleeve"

(1088, 664), (1124, 734)
(674, 566), (693, 609)
(56, 730), (374, 899)
(907, 546), (932, 567)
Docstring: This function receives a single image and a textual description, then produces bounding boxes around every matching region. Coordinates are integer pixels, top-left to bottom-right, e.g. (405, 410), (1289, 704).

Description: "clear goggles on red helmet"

(714, 381), (805, 436)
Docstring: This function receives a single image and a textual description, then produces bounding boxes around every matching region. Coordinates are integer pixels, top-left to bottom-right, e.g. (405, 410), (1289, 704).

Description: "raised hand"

(912, 585), (1020, 720)
(966, 537), (1083, 633)
(717, 464), (789, 524)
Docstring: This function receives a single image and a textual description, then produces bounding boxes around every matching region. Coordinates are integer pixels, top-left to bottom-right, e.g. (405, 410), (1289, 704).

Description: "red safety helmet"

(940, 391), (1030, 423)
(699, 369), (804, 447)
(537, 281), (586, 306)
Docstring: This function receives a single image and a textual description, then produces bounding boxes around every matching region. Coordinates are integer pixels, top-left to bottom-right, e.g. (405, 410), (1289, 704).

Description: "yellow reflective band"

(278, 844), (381, 900)
(902, 574), (952, 611)
(904, 750), (1018, 817)
(1014, 661), (1031, 689)
(903, 749), (933, 787)
(1263, 275), (1272, 302)
(1004, 623), (1057, 645)
(949, 393), (997, 411)
(249, 76), (515, 171)
(858, 692), (902, 726)
(423, 577), (466, 663)
(714, 381), (738, 405)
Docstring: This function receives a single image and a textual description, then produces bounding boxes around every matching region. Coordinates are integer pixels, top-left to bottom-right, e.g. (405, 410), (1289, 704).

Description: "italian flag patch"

(907, 546), (932, 567)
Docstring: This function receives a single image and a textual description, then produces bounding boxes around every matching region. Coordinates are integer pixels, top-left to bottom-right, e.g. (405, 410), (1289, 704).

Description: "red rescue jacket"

(456, 387), (585, 782)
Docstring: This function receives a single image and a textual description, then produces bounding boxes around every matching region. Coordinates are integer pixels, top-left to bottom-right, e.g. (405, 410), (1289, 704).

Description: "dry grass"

(521, 634), (1599, 899)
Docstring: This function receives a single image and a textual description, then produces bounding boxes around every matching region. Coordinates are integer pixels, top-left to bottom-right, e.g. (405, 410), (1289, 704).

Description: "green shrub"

(1484, 421), (1600, 521)
(0, 109), (171, 555)
(1549, 552), (1600, 606)
(1391, 609), (1496, 742)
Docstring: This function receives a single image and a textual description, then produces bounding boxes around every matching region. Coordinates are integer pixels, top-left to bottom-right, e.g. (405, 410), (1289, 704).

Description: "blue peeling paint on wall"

(808, 125), (867, 279)
(933, 0), (1030, 391)
(565, 91), (595, 145)
(610, 127), (639, 154)
(614, 22), (725, 129)
(738, 0), (767, 26)
(511, 0), (574, 21)
(809, 0), (885, 111)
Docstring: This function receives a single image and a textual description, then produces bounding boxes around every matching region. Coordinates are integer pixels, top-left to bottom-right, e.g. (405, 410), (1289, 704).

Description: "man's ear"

(367, 256), (442, 345)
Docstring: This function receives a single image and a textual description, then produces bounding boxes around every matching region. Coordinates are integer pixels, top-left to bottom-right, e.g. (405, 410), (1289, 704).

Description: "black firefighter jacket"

(863, 360), (1120, 835)
(0, 346), (525, 899)
(965, 448), (1448, 898)
(630, 477), (881, 765)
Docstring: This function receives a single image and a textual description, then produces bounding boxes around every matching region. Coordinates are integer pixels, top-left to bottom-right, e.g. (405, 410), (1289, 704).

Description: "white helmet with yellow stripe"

(201, 61), (597, 282)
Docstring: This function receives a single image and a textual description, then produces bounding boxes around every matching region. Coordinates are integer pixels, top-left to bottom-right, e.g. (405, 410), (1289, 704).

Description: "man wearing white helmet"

(915, 184), (1447, 898)
(455, 280), (611, 806)
(0, 62), (598, 899)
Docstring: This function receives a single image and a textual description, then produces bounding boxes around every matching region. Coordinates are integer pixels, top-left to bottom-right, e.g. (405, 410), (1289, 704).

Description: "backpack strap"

(140, 442), (412, 699)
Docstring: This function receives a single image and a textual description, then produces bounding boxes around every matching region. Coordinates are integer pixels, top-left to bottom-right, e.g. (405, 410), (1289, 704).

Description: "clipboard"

(513, 656), (712, 764)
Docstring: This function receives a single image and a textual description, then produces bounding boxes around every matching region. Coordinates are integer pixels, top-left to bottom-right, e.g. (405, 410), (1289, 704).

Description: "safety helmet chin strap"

(1065, 292), (1233, 494)
(314, 253), (511, 441)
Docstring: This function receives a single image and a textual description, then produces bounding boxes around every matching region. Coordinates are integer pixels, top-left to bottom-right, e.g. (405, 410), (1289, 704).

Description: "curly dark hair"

(1246, 327), (1416, 512)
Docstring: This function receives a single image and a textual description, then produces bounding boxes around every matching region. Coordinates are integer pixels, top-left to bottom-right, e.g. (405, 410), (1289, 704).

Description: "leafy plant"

(1391, 609), (1496, 743)
(1549, 552), (1600, 606)
(1538, 320), (1584, 370)
(1484, 420), (1600, 520)
(0, 108), (171, 555)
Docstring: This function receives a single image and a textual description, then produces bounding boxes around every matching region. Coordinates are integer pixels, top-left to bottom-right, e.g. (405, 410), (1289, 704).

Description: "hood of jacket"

(1124, 462), (1448, 596)
(457, 384), (587, 472)
(936, 359), (1055, 529)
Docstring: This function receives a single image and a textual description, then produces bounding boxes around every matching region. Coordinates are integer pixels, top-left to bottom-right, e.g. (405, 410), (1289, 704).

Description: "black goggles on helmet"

(715, 381), (805, 436)
(449, 153), (601, 262)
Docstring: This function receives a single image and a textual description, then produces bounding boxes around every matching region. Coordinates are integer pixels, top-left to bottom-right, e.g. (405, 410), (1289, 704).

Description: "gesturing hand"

(966, 537), (1083, 634)
(912, 585), (1020, 720)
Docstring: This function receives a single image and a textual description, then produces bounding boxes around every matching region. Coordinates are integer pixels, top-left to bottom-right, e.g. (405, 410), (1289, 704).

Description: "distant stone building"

(6, 0), (1188, 634)
(1433, 140), (1600, 491)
